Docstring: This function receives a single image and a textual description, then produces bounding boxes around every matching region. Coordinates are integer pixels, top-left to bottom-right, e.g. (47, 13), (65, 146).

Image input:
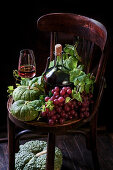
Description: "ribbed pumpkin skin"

(10, 100), (42, 121)
(13, 86), (40, 101)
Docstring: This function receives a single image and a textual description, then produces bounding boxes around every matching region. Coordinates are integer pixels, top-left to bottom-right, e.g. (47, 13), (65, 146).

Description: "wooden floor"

(0, 133), (113, 170)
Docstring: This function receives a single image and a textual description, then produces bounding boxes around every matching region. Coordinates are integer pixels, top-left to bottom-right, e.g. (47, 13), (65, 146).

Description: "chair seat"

(7, 96), (85, 134)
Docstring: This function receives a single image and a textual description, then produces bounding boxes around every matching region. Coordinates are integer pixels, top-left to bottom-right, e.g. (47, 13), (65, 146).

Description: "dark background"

(1, 1), (113, 133)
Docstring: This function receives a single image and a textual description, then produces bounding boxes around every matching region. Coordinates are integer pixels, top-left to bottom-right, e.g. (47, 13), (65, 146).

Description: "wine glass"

(18, 49), (36, 78)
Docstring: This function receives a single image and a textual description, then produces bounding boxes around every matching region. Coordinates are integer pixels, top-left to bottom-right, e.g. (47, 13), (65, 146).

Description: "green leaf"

(64, 56), (78, 70)
(8, 86), (14, 90)
(7, 86), (14, 96)
(57, 55), (62, 65)
(74, 46), (81, 61)
(21, 78), (30, 86)
(85, 84), (90, 93)
(63, 44), (74, 57)
(39, 95), (45, 103)
(49, 60), (54, 68)
(79, 85), (85, 93)
(28, 75), (45, 92)
(42, 105), (46, 112)
(16, 83), (21, 87)
(70, 68), (82, 82)
(72, 91), (82, 102)
(46, 100), (54, 111)
(48, 90), (53, 97)
(73, 79), (79, 86)
(65, 97), (71, 103)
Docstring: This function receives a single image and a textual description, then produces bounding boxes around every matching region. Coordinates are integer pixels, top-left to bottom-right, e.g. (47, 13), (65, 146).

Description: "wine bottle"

(44, 44), (73, 92)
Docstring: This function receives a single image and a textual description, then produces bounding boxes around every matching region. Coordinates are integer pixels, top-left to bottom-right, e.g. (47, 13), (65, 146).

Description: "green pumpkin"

(10, 100), (42, 121)
(13, 86), (41, 101)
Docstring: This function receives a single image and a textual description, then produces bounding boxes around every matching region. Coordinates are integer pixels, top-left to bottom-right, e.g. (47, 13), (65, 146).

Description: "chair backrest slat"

(37, 13), (107, 50)
(37, 13), (107, 83)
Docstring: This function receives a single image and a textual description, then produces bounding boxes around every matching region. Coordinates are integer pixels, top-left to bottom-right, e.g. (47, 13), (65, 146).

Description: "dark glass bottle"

(44, 44), (73, 92)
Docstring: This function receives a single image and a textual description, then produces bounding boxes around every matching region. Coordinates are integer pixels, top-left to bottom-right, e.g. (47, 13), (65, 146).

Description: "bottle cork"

(55, 44), (62, 56)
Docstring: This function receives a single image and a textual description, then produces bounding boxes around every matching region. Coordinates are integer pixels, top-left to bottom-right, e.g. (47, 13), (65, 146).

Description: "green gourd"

(12, 85), (41, 101)
(10, 100), (42, 121)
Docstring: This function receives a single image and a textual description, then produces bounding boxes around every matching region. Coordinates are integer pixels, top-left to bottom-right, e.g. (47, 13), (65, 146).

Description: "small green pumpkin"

(13, 86), (41, 101)
(10, 100), (42, 121)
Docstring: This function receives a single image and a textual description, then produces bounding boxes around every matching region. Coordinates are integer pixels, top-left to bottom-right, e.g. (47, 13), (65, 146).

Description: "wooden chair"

(7, 13), (107, 170)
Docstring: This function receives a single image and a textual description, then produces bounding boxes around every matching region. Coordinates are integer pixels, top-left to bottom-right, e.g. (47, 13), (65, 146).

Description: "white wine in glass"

(18, 49), (36, 78)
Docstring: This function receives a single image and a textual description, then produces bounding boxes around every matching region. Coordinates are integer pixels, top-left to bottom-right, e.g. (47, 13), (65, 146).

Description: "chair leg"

(46, 132), (55, 170)
(90, 113), (100, 170)
(8, 117), (15, 170)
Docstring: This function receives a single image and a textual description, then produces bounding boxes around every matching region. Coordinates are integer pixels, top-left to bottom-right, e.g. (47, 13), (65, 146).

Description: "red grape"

(64, 104), (70, 112)
(55, 95), (59, 99)
(51, 89), (55, 94)
(51, 115), (57, 121)
(85, 107), (89, 111)
(58, 97), (65, 103)
(74, 112), (78, 118)
(66, 86), (71, 90)
(60, 89), (66, 96)
(58, 102), (64, 107)
(78, 101), (82, 106)
(69, 115), (73, 120)
(80, 112), (84, 118)
(41, 112), (47, 117)
(61, 112), (66, 118)
(82, 102), (88, 107)
(56, 114), (61, 119)
(46, 108), (49, 112)
(53, 99), (59, 105)
(56, 106), (62, 113)
(80, 107), (86, 112)
(49, 119), (54, 125)
(67, 89), (72, 94)
(67, 101), (72, 107)
(54, 86), (60, 92)
(50, 110), (56, 116)
(49, 96), (55, 101)
(45, 97), (50, 102)
(64, 94), (69, 98)
(62, 87), (67, 91)
(59, 118), (65, 124)
(84, 111), (90, 117)
(54, 91), (59, 96)
(70, 110), (76, 116)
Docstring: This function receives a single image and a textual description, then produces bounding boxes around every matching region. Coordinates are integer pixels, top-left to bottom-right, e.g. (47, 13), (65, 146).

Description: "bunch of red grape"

(41, 86), (93, 125)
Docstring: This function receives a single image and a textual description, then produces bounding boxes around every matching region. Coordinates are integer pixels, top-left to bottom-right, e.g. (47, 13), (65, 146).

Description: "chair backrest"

(37, 13), (107, 83)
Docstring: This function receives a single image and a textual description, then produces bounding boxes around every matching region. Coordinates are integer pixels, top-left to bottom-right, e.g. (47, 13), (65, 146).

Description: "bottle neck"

(54, 51), (63, 67)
